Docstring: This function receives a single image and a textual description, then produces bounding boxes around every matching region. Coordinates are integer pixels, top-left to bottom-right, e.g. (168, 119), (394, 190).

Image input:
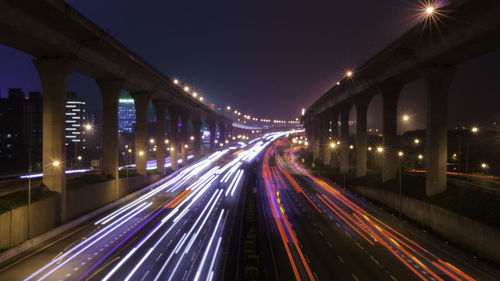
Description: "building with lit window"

(118, 98), (136, 133)
(0, 89), (42, 172)
(65, 92), (87, 144)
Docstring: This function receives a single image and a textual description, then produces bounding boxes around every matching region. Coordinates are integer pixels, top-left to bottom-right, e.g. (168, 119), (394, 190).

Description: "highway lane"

(258, 136), (500, 281)
(0, 131), (292, 281)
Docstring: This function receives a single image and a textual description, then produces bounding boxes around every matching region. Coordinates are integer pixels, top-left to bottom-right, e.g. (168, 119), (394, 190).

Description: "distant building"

(118, 98), (135, 133)
(0, 89), (42, 172)
(65, 92), (87, 144)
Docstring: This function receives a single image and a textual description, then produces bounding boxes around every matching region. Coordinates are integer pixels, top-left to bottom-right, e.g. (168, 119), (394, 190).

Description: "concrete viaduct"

(0, 0), (233, 221)
(303, 0), (500, 196)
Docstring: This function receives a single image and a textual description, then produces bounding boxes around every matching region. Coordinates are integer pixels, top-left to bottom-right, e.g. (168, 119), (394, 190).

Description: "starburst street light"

(173, 79), (179, 85)
(330, 143), (336, 149)
(425, 6), (435, 15)
(346, 71), (353, 78)
(377, 146), (384, 153)
(471, 126), (479, 133)
(52, 160), (60, 167)
(84, 123), (93, 131)
(402, 115), (410, 122)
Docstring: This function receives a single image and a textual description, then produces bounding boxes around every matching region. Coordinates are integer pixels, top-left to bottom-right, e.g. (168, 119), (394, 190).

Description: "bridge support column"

(180, 111), (189, 165)
(339, 105), (350, 174)
(421, 66), (457, 196)
(153, 101), (167, 175)
(317, 115), (327, 165)
(323, 116), (332, 166)
(219, 122), (227, 146)
(97, 79), (125, 180)
(380, 84), (402, 182)
(192, 118), (202, 158)
(330, 112), (340, 169)
(169, 108), (180, 171)
(355, 99), (369, 177)
(311, 119), (320, 163)
(132, 93), (151, 176)
(208, 121), (216, 150)
(34, 58), (72, 223)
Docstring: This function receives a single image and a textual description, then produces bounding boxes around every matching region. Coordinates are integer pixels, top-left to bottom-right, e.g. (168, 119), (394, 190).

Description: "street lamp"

(425, 6), (435, 15)
(414, 138), (420, 144)
(402, 115), (410, 122)
(376, 146), (384, 153)
(346, 71), (353, 78)
(471, 126), (479, 133)
(330, 143), (336, 149)
(52, 160), (60, 167)
(84, 123), (93, 131)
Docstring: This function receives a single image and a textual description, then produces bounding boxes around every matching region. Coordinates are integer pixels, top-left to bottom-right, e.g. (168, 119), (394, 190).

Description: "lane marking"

(338, 256), (345, 264)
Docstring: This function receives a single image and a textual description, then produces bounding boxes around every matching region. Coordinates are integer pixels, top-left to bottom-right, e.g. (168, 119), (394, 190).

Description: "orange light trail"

(272, 144), (477, 281)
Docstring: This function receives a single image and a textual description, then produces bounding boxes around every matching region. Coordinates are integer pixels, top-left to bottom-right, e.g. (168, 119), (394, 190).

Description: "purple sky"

(0, 0), (498, 130)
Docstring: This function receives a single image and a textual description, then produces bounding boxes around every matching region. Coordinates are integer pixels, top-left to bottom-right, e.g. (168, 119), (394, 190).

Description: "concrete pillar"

(96, 79), (125, 179)
(311, 118), (321, 162)
(323, 114), (332, 166)
(153, 101), (167, 175)
(168, 107), (180, 171)
(180, 111), (190, 165)
(305, 121), (314, 156)
(355, 99), (369, 177)
(330, 111), (340, 169)
(219, 122), (227, 145)
(318, 112), (331, 164)
(131, 93), (151, 176)
(192, 118), (202, 158)
(33, 58), (72, 223)
(380, 84), (402, 182)
(208, 121), (216, 150)
(339, 105), (351, 174)
(421, 66), (457, 196)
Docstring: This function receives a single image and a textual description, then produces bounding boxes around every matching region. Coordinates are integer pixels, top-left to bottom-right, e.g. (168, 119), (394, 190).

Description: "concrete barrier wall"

(352, 185), (500, 264)
(66, 175), (160, 221)
(0, 196), (57, 250)
(0, 175), (160, 251)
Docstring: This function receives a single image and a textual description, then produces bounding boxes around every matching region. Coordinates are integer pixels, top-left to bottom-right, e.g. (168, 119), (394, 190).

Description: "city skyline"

(0, 0), (499, 129)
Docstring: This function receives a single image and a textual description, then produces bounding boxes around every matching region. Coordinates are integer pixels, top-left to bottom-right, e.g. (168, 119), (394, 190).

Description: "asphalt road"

(0, 132), (289, 281)
(257, 137), (500, 281)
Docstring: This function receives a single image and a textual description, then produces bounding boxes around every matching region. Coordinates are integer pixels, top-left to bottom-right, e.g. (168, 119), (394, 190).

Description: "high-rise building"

(0, 89), (42, 172)
(65, 92), (87, 144)
(118, 98), (136, 133)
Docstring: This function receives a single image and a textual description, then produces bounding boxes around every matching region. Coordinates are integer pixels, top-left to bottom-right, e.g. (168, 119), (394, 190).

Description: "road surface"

(257, 137), (500, 281)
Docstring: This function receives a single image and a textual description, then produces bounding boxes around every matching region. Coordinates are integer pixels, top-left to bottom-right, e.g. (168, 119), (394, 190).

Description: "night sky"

(0, 0), (498, 130)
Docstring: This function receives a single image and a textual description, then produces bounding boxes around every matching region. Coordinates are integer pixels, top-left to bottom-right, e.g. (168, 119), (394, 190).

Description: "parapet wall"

(352, 185), (500, 264)
(0, 175), (160, 250)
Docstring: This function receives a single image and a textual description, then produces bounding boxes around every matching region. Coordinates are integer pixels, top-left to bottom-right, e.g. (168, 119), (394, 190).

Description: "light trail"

(264, 138), (478, 281)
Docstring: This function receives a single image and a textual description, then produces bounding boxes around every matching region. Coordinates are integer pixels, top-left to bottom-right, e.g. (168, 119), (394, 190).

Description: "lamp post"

(27, 143), (32, 239)
(398, 151), (404, 221)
